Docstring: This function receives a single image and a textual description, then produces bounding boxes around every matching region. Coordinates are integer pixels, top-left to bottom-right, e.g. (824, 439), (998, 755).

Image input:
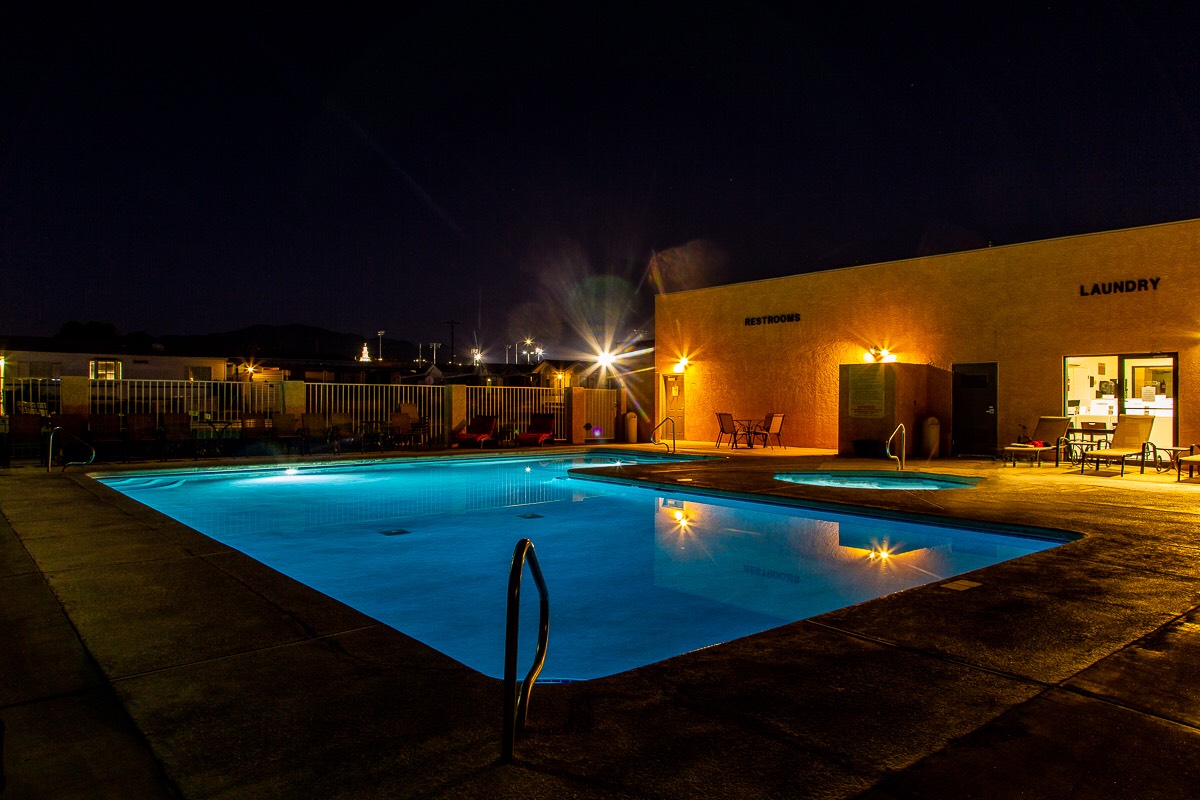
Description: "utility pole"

(505, 344), (512, 364)
(445, 320), (461, 365)
(377, 330), (385, 361)
(430, 342), (441, 366)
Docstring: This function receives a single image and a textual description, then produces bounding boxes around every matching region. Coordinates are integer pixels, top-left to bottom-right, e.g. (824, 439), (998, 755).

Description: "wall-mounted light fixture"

(863, 347), (897, 363)
(672, 357), (689, 373)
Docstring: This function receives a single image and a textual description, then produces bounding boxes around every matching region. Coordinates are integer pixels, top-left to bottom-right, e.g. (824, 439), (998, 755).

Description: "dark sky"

(3, 4), (1198, 357)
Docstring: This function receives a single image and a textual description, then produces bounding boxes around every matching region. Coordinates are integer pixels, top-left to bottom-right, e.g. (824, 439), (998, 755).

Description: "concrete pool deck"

(2, 443), (1199, 798)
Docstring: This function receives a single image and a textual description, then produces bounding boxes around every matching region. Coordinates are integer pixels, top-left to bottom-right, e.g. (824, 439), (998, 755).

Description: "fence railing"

(305, 383), (445, 441)
(466, 386), (569, 441)
(3, 378), (624, 448)
(89, 380), (280, 420)
(4, 378), (61, 416)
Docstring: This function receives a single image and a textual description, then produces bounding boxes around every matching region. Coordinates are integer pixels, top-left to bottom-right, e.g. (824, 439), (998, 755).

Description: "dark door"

(662, 374), (685, 438)
(952, 362), (998, 457)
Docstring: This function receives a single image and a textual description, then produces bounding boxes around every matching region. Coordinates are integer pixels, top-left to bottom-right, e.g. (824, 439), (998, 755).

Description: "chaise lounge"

(1003, 416), (1070, 466)
(454, 415), (497, 448)
(1081, 414), (1155, 476)
(516, 413), (556, 446)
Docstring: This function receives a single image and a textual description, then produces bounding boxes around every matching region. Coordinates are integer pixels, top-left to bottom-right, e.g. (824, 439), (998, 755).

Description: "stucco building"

(654, 218), (1199, 456)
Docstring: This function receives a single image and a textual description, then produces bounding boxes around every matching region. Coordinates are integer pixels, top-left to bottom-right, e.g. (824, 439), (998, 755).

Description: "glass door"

(1064, 353), (1176, 448)
(1120, 354), (1176, 449)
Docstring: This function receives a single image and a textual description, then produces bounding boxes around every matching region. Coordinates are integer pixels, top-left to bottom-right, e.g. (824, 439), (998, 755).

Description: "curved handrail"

(885, 423), (906, 471)
(47, 426), (96, 473)
(650, 416), (676, 453)
(501, 538), (550, 763)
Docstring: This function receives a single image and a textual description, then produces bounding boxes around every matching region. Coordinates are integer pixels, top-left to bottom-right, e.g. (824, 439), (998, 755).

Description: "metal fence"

(580, 388), (621, 441)
(89, 380), (280, 420)
(305, 383), (445, 439)
(4, 378), (61, 415)
(465, 386), (569, 441)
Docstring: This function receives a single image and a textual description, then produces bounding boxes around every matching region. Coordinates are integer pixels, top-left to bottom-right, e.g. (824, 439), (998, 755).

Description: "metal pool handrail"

(650, 416), (676, 453)
(501, 538), (550, 763)
(47, 426), (95, 473)
(886, 423), (906, 471)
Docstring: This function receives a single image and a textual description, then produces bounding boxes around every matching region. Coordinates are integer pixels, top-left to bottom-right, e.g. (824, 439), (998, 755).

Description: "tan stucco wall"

(655, 219), (1200, 451)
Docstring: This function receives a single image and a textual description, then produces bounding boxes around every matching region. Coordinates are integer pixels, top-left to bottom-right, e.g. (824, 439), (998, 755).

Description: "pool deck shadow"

(2, 443), (1199, 797)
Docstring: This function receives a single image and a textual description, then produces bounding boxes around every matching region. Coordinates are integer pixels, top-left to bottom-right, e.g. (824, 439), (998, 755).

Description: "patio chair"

(161, 413), (196, 460)
(239, 412), (270, 455)
(272, 415), (301, 454)
(5, 413), (47, 463)
(87, 413), (127, 462)
(1003, 416), (1069, 466)
(715, 413), (743, 448)
(299, 412), (329, 454)
(387, 411), (417, 450)
(125, 413), (160, 460)
(454, 415), (497, 448)
(329, 413), (363, 454)
(748, 412), (786, 449)
(1176, 445), (1200, 481)
(516, 413), (556, 446)
(1081, 414), (1155, 476)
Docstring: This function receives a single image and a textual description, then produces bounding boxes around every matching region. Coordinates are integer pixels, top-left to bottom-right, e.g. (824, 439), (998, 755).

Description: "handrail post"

(47, 426), (96, 473)
(501, 538), (550, 764)
(650, 417), (676, 453)
(885, 423), (906, 471)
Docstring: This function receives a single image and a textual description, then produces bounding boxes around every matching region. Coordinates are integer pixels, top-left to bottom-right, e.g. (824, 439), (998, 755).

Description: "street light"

(377, 330), (385, 361)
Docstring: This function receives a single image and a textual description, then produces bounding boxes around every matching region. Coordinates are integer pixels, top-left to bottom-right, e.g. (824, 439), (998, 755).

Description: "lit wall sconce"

(863, 347), (897, 363)
(673, 357), (689, 373)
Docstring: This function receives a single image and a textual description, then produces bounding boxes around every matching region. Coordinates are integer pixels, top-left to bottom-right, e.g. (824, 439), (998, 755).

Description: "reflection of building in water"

(653, 498), (1041, 621)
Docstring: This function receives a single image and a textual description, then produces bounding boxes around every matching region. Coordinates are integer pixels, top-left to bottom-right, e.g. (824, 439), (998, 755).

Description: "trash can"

(625, 412), (638, 444)
(922, 417), (940, 458)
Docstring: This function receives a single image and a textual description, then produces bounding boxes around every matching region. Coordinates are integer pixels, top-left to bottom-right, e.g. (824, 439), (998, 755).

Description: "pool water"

(96, 453), (1064, 680)
(775, 471), (981, 490)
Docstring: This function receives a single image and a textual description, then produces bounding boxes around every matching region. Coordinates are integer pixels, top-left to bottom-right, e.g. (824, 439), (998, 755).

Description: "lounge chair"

(748, 412), (786, 449)
(715, 413), (743, 448)
(299, 413), (329, 454)
(1003, 416), (1070, 466)
(125, 413), (160, 460)
(516, 413), (556, 446)
(239, 412), (270, 455)
(454, 415), (497, 448)
(387, 412), (417, 450)
(1081, 414), (1155, 475)
(329, 413), (363, 454)
(5, 413), (47, 463)
(87, 413), (126, 462)
(161, 413), (196, 460)
(272, 415), (301, 454)
(1176, 445), (1200, 481)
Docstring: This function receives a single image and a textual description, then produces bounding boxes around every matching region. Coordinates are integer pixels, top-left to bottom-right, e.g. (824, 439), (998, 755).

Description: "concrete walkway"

(2, 444), (1199, 798)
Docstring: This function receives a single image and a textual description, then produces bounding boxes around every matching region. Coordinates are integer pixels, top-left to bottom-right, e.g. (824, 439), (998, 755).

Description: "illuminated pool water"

(775, 471), (982, 490)
(96, 453), (1064, 680)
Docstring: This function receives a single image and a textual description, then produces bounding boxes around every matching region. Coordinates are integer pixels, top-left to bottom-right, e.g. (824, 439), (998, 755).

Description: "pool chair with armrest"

(516, 413), (556, 446)
(748, 412), (786, 449)
(329, 413), (363, 454)
(387, 412), (417, 450)
(271, 414), (302, 454)
(454, 415), (497, 448)
(1081, 414), (1155, 476)
(299, 413), (329, 454)
(1003, 416), (1070, 466)
(715, 412), (743, 448)
(1176, 445), (1200, 481)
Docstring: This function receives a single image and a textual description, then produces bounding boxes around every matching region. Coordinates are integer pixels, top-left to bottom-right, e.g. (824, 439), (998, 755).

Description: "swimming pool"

(95, 452), (1065, 680)
(775, 471), (981, 490)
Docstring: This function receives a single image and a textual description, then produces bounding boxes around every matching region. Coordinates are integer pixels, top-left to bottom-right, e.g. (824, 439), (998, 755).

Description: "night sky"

(3, 4), (1197, 357)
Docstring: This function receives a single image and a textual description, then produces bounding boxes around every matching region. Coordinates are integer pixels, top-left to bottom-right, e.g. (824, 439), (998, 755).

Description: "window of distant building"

(89, 360), (122, 380)
(188, 366), (212, 381)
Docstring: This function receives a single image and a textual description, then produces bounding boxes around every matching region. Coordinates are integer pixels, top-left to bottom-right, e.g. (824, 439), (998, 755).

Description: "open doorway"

(1063, 353), (1176, 448)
